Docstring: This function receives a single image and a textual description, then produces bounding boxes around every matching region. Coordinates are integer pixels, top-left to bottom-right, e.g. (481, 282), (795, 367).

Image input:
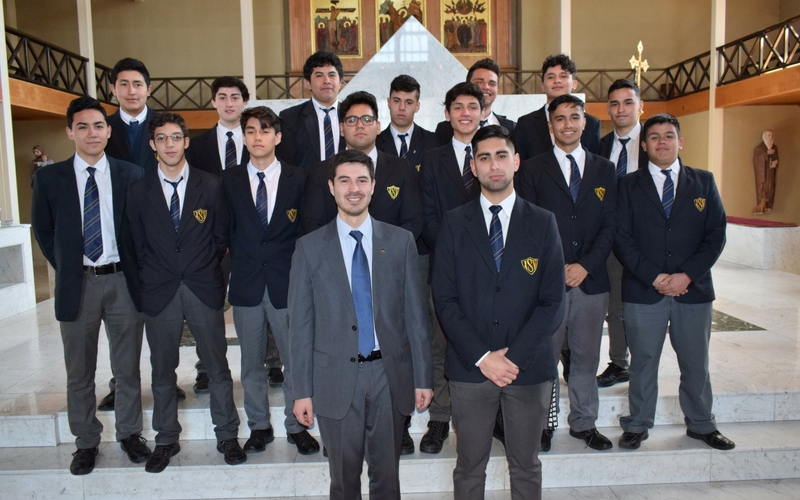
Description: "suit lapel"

(533, 107), (552, 147)
(109, 112), (132, 160)
(302, 101), (321, 160)
(108, 158), (126, 238)
(178, 169), (203, 237)
(59, 159), (83, 240)
(371, 221), (388, 324)
(541, 152), (572, 199)
(575, 153), (600, 205)
(146, 171), (179, 234)
(442, 146), (470, 200)
(235, 165), (264, 232)
(374, 152), (391, 196)
(377, 127), (395, 155)
(137, 107), (154, 166)
(267, 165), (294, 231)
(464, 201), (498, 275)
(410, 125), (425, 158)
(322, 221), (356, 317)
(498, 197), (529, 281)
(207, 124), (224, 173)
(672, 165), (694, 216)
(635, 168), (667, 219)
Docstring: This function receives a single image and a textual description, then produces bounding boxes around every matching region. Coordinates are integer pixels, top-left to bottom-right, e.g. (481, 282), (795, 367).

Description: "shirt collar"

(553, 144), (585, 166)
(337, 214), (373, 240)
(119, 107), (148, 125)
(311, 97), (337, 113)
(390, 123), (414, 139)
(73, 153), (109, 173)
(158, 161), (190, 184)
(614, 122), (641, 142)
(217, 123), (242, 138)
(480, 190), (516, 216)
(648, 158), (681, 177)
(247, 157), (280, 180)
(452, 136), (470, 152)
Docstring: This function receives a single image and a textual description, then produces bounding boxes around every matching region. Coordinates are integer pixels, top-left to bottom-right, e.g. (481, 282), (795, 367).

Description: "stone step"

(3, 385), (798, 448)
(2, 421), (799, 499)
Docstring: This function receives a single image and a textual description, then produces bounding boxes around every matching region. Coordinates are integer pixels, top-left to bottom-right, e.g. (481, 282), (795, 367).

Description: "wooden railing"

(717, 14), (800, 85)
(5, 26), (89, 96)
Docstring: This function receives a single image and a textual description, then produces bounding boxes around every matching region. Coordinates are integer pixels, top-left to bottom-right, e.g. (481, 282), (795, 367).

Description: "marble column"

(708, 0), (726, 187)
(240, 0), (257, 97)
(76, 0), (97, 98)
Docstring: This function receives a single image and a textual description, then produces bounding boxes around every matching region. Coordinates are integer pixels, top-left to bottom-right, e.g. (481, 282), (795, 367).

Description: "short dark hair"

(328, 149), (375, 182)
(110, 57), (151, 86)
(541, 54), (577, 80)
(389, 74), (421, 99)
(240, 106), (281, 134)
(467, 58), (500, 83)
(471, 124), (514, 154)
(444, 82), (485, 112)
(67, 96), (108, 128)
(339, 91), (379, 123)
(547, 94), (586, 116)
(148, 112), (189, 140)
(607, 79), (640, 99)
(303, 51), (344, 81)
(211, 76), (250, 101)
(643, 113), (681, 138)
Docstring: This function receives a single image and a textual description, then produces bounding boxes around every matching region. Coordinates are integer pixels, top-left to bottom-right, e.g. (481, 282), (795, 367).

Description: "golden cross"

(629, 41), (649, 88)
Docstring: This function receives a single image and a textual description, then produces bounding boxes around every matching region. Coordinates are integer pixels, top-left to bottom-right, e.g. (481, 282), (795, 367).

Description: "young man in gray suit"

(289, 149), (433, 499)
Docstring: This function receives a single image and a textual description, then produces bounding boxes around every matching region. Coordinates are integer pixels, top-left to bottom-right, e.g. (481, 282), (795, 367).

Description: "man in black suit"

(615, 113), (735, 452)
(597, 79), (649, 388)
(376, 74), (441, 172)
(433, 125), (565, 499)
(31, 96), (150, 475)
(511, 54), (601, 162)
(517, 95), (617, 452)
(222, 106), (320, 456)
(276, 51), (344, 169)
(127, 113), (246, 472)
(418, 82), (484, 454)
(434, 58), (516, 144)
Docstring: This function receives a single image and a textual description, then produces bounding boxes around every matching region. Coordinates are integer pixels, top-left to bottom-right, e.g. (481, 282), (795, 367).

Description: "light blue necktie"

(83, 167), (103, 262)
(165, 177), (183, 231)
(661, 169), (674, 217)
(567, 154), (581, 203)
(489, 205), (503, 271)
(350, 230), (375, 355)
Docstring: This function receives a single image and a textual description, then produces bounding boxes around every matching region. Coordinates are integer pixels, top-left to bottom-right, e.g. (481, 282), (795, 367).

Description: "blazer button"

(572, 241), (578, 246)
(496, 286), (501, 292)
(176, 247), (182, 252)
(261, 241), (266, 245)
(179, 275), (184, 279)
(571, 215), (577, 220)
(350, 357), (356, 363)
(493, 320), (499, 326)
(352, 325), (357, 331)
(666, 252), (672, 257)
(262, 262), (267, 266)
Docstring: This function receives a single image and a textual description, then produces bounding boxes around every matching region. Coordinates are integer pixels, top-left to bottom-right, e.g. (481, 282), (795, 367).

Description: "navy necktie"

(166, 177), (183, 231)
(489, 205), (504, 271)
(661, 169), (674, 217)
(321, 107), (335, 160)
(350, 230), (375, 356)
(398, 133), (408, 158)
(225, 131), (237, 170)
(256, 172), (268, 230)
(616, 138), (630, 178)
(567, 154), (581, 203)
(83, 167), (103, 262)
(479, 119), (488, 128)
(463, 145), (475, 191)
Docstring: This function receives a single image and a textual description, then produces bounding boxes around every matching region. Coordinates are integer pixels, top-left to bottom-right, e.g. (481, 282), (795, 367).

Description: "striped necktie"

(463, 145), (475, 191)
(256, 172), (268, 230)
(321, 107), (335, 159)
(165, 177), (183, 231)
(398, 133), (408, 158)
(489, 205), (503, 271)
(616, 138), (630, 178)
(225, 131), (237, 170)
(661, 169), (674, 217)
(83, 167), (103, 262)
(567, 154), (581, 203)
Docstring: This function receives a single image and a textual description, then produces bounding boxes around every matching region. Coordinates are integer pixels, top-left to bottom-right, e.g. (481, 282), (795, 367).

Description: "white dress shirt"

(158, 162), (190, 216)
(247, 158), (281, 223)
(311, 97), (340, 161)
(216, 123), (244, 169)
(119, 107), (147, 125)
(483, 111), (501, 126)
(553, 144), (586, 185)
(452, 137), (472, 174)
(336, 214), (380, 350)
(390, 123), (415, 156)
(648, 159), (680, 198)
(74, 154), (119, 266)
(610, 122), (641, 175)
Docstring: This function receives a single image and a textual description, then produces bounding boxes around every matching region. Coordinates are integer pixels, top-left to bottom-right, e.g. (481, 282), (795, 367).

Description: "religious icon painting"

(312, 0), (362, 58)
(377, 0), (425, 48)
(441, 0), (491, 55)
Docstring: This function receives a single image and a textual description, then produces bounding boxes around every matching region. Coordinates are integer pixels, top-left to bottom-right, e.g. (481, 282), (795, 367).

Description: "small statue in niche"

(752, 130), (779, 214)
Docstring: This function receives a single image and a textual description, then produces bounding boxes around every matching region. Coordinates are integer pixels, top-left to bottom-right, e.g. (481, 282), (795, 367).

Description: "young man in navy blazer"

(32, 96), (150, 475)
(615, 113), (734, 452)
(222, 106), (319, 456)
(433, 125), (565, 499)
(517, 95), (617, 452)
(597, 79), (650, 388)
(127, 113), (246, 472)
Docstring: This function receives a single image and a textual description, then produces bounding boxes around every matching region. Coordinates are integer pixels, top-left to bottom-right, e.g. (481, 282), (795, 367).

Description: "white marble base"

(0, 225), (36, 320)
(720, 223), (800, 275)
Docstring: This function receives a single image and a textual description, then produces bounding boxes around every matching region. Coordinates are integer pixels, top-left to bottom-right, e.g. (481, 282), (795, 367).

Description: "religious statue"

(752, 130), (779, 214)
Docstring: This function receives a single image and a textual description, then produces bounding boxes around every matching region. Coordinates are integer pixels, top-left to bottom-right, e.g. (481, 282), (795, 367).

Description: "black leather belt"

(358, 350), (382, 363)
(84, 262), (123, 276)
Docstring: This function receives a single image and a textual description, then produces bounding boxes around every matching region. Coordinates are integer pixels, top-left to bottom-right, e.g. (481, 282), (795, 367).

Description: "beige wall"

(722, 106), (800, 224)
(675, 111), (710, 172)
(780, 0), (800, 20)
(519, 0), (560, 71)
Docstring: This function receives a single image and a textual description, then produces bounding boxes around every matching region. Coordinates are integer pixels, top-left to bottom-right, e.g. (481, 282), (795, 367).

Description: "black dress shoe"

(596, 363), (630, 388)
(97, 391), (115, 411)
(401, 417), (415, 455)
(193, 373), (210, 394)
(243, 428), (274, 453)
(687, 429), (735, 450)
(419, 420), (449, 454)
(288, 430), (321, 455)
(569, 428), (612, 450)
(70, 447), (98, 475)
(145, 443), (180, 473)
(176, 386), (186, 400)
(619, 430), (648, 449)
(267, 368), (284, 387)
(561, 349), (571, 383)
(120, 434), (152, 463)
(217, 438), (247, 465)
(493, 407), (505, 445)
(541, 429), (553, 452)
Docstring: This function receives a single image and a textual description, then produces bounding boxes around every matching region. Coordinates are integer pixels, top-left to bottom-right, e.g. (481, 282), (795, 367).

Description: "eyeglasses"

(154, 133), (185, 143)
(343, 115), (376, 126)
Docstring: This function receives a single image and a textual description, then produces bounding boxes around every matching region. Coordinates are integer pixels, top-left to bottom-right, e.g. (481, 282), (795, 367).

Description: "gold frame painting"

(376, 0), (425, 48)
(441, 0), (491, 55)
(311, 0), (363, 58)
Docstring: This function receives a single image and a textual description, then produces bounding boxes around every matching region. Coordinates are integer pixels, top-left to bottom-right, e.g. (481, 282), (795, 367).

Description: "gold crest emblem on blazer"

(387, 185), (400, 200)
(286, 209), (298, 222)
(521, 257), (538, 275)
(595, 187), (606, 201)
(694, 198), (706, 212)
(193, 209), (207, 223)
